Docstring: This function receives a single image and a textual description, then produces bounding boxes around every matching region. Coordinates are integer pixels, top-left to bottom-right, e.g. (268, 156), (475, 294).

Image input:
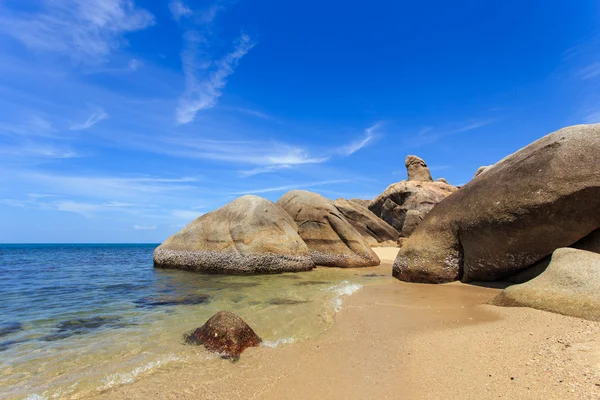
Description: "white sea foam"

(262, 337), (295, 348)
(99, 354), (183, 391)
(324, 281), (363, 312)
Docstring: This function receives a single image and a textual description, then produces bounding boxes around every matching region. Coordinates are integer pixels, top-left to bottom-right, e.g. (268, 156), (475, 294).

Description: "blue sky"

(0, 0), (599, 243)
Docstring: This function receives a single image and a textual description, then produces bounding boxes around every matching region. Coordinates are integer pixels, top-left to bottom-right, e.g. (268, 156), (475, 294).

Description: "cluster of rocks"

(154, 191), (389, 274)
(368, 155), (457, 237)
(391, 123), (600, 321)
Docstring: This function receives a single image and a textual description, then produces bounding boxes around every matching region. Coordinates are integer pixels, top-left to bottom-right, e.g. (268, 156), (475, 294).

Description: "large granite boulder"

(406, 155), (433, 182)
(492, 248), (600, 321)
(369, 180), (458, 237)
(185, 311), (261, 360)
(277, 190), (380, 267)
(394, 124), (600, 283)
(333, 198), (399, 246)
(154, 195), (315, 274)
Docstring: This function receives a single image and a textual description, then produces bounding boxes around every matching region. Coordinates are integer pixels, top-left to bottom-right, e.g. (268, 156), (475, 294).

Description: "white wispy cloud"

(160, 137), (329, 169)
(176, 32), (256, 124)
(23, 173), (199, 202)
(70, 108), (109, 130)
(235, 179), (350, 195)
(409, 119), (495, 147)
(169, 0), (193, 20)
(0, 116), (54, 136)
(338, 122), (383, 156)
(578, 62), (600, 80)
(0, 0), (154, 62)
(134, 224), (157, 230)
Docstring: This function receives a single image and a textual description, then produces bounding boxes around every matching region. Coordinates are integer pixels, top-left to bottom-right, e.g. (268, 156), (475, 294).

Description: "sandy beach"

(94, 248), (600, 400)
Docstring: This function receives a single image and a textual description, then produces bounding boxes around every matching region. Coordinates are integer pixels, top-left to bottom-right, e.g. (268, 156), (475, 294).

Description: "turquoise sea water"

(0, 244), (386, 399)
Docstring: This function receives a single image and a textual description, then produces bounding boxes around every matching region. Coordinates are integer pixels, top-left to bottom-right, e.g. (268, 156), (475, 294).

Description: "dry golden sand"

(96, 248), (600, 400)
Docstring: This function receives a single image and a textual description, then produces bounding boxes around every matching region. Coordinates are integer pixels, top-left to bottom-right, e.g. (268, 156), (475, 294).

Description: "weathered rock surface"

(154, 195), (315, 274)
(369, 180), (457, 237)
(474, 165), (492, 178)
(277, 190), (380, 267)
(185, 311), (261, 360)
(394, 124), (600, 283)
(333, 198), (399, 246)
(492, 248), (600, 321)
(406, 155), (433, 182)
(349, 198), (372, 208)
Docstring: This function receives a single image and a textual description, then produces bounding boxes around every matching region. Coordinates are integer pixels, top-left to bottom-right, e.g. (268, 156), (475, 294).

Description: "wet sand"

(95, 248), (600, 400)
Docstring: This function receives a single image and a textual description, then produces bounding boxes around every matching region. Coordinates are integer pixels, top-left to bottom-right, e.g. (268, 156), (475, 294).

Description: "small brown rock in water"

(186, 311), (261, 360)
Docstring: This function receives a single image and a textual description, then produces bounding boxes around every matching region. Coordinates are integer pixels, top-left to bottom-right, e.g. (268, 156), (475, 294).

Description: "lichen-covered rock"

(405, 155), (433, 182)
(277, 190), (380, 267)
(185, 311), (261, 360)
(333, 198), (399, 246)
(492, 248), (600, 321)
(394, 124), (600, 283)
(154, 195), (315, 274)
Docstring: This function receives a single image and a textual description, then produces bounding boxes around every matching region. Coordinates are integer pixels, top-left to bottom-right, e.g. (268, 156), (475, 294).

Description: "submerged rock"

(492, 248), (600, 321)
(41, 316), (123, 341)
(185, 311), (261, 360)
(277, 190), (380, 268)
(267, 297), (310, 305)
(394, 124), (600, 283)
(333, 198), (399, 246)
(154, 195), (315, 274)
(0, 322), (23, 338)
(135, 293), (211, 307)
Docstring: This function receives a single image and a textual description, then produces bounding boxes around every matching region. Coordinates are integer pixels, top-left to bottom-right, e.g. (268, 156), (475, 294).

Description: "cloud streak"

(409, 119), (495, 147)
(338, 122), (382, 156)
(176, 33), (256, 124)
(0, 0), (155, 63)
(70, 109), (109, 130)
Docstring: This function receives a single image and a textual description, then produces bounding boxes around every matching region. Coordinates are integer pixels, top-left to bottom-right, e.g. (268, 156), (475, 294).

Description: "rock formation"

(405, 155), (433, 182)
(333, 198), (399, 246)
(369, 156), (457, 237)
(185, 311), (261, 360)
(277, 190), (380, 267)
(393, 124), (600, 283)
(154, 195), (315, 274)
(492, 248), (600, 322)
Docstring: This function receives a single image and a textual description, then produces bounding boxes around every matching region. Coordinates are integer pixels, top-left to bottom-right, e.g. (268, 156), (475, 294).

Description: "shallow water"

(0, 244), (388, 399)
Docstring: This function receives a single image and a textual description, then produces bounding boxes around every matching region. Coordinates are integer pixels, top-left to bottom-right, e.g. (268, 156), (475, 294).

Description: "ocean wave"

(261, 337), (295, 348)
(324, 281), (363, 312)
(99, 354), (184, 391)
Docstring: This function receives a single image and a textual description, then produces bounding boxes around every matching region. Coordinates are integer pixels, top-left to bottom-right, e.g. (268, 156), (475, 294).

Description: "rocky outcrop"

(154, 195), (315, 274)
(492, 248), (600, 321)
(369, 180), (458, 237)
(333, 198), (399, 246)
(405, 155), (433, 182)
(185, 311), (261, 360)
(277, 190), (380, 267)
(393, 124), (600, 283)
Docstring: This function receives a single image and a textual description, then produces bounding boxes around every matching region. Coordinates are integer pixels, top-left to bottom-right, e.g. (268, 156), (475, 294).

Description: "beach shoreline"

(93, 248), (600, 400)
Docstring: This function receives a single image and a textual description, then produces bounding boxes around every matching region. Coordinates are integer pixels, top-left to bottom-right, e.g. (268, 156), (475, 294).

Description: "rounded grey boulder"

(154, 195), (315, 274)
